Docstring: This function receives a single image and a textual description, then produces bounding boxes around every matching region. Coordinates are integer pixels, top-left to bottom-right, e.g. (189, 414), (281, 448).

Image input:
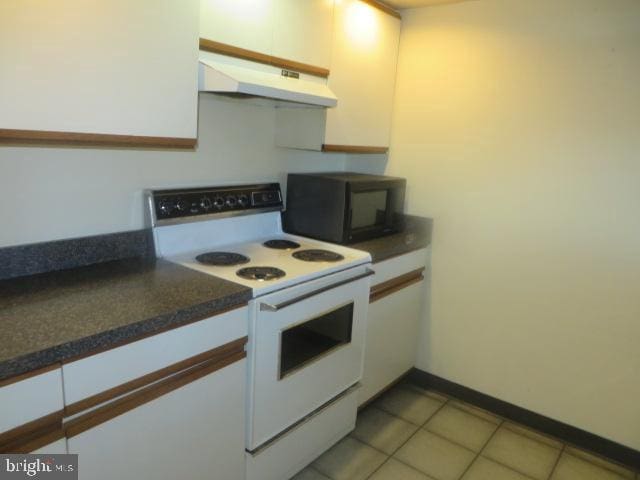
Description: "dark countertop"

(351, 215), (433, 263)
(0, 258), (252, 382)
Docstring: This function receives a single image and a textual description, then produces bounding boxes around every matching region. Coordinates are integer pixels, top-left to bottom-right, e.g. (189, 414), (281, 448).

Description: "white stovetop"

(154, 212), (371, 297)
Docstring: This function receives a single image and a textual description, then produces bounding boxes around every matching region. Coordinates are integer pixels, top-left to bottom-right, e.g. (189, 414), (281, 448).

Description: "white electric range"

(148, 183), (373, 480)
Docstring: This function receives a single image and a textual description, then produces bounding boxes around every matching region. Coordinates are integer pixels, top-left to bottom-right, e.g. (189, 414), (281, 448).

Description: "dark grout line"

(419, 427), (478, 454)
(455, 418), (505, 480)
(363, 455), (391, 480)
(479, 422), (557, 480)
(371, 391), (449, 428)
(421, 397), (451, 427)
(364, 399), (451, 479)
(547, 445), (566, 480)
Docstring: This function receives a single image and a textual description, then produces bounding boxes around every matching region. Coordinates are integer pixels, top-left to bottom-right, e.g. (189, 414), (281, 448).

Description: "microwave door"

(348, 189), (392, 240)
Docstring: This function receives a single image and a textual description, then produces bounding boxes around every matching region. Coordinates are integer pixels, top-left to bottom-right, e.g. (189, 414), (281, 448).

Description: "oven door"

(246, 264), (372, 450)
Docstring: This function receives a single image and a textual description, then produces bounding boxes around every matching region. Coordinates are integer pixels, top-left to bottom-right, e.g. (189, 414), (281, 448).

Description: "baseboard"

(408, 368), (640, 471)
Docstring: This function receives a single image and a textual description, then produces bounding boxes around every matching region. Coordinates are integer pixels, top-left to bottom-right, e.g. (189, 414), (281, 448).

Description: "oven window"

(280, 303), (354, 379)
(350, 190), (388, 229)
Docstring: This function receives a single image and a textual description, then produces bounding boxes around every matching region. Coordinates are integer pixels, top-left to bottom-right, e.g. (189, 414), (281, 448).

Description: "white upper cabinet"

(325, 0), (401, 150)
(200, 0), (276, 56)
(199, 0), (334, 73)
(276, 0), (401, 153)
(0, 0), (199, 145)
(272, 0), (334, 70)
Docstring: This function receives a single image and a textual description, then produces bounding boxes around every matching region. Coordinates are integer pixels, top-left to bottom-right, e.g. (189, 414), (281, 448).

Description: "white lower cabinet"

(0, 367), (66, 454)
(31, 439), (67, 454)
(359, 249), (428, 406)
(360, 282), (423, 405)
(67, 359), (246, 480)
(62, 307), (249, 480)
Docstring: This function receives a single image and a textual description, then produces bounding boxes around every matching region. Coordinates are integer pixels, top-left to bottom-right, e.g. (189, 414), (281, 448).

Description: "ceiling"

(384, 0), (472, 9)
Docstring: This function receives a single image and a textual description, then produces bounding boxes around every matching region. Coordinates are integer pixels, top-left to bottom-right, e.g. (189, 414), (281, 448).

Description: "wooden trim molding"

(360, 0), (402, 19)
(64, 336), (247, 417)
(64, 337), (247, 438)
(199, 38), (330, 79)
(370, 267), (425, 303)
(322, 144), (389, 154)
(0, 129), (197, 150)
(0, 411), (64, 454)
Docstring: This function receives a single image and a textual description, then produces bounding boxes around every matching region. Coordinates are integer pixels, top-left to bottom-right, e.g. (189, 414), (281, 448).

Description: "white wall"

(0, 95), (346, 247)
(355, 0), (640, 449)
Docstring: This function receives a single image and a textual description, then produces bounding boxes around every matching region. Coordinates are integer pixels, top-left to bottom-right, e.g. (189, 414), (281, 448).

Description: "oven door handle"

(259, 268), (375, 312)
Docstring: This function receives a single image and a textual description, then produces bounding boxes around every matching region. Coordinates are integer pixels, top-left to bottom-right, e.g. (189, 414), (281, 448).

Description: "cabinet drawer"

(67, 359), (246, 480)
(247, 386), (358, 480)
(0, 366), (65, 453)
(63, 306), (247, 411)
(370, 248), (428, 286)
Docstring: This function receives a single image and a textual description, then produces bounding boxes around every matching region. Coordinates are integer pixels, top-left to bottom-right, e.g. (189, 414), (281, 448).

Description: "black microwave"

(283, 172), (406, 244)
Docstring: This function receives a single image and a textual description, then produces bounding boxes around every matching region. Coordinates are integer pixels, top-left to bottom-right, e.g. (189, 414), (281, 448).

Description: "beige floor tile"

(312, 436), (388, 480)
(425, 404), (499, 452)
(448, 400), (501, 425)
(551, 453), (632, 480)
(462, 456), (533, 480)
(394, 429), (476, 480)
(565, 446), (635, 479)
(369, 458), (436, 480)
(375, 386), (445, 425)
(351, 406), (419, 455)
(290, 466), (332, 480)
(402, 383), (449, 403)
(503, 422), (563, 449)
(483, 426), (561, 480)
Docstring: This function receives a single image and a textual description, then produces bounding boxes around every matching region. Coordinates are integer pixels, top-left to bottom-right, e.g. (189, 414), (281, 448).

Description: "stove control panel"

(149, 183), (283, 225)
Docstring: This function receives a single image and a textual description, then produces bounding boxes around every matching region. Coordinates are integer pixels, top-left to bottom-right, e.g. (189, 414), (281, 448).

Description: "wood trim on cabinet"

(0, 411), (64, 454)
(369, 267), (425, 303)
(360, 0), (402, 19)
(64, 336), (248, 417)
(0, 364), (60, 389)
(63, 337), (247, 438)
(199, 38), (331, 79)
(0, 129), (197, 150)
(322, 144), (389, 154)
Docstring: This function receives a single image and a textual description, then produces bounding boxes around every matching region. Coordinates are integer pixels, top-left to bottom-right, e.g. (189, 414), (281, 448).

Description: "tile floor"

(293, 383), (639, 480)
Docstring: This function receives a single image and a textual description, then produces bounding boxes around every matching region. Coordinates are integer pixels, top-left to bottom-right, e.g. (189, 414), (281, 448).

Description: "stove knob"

(175, 198), (188, 212)
(225, 195), (237, 208)
(213, 196), (225, 209)
(200, 196), (212, 211)
(237, 194), (250, 207)
(158, 199), (174, 216)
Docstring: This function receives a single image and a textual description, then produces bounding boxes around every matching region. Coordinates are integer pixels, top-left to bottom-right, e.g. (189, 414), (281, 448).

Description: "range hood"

(198, 58), (337, 108)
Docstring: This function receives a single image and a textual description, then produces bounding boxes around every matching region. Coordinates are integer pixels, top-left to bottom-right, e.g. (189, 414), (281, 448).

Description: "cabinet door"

(324, 0), (401, 148)
(67, 359), (246, 480)
(0, 0), (199, 142)
(200, 0), (275, 56)
(360, 281), (423, 406)
(31, 439), (67, 454)
(0, 367), (65, 453)
(272, 0), (334, 70)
